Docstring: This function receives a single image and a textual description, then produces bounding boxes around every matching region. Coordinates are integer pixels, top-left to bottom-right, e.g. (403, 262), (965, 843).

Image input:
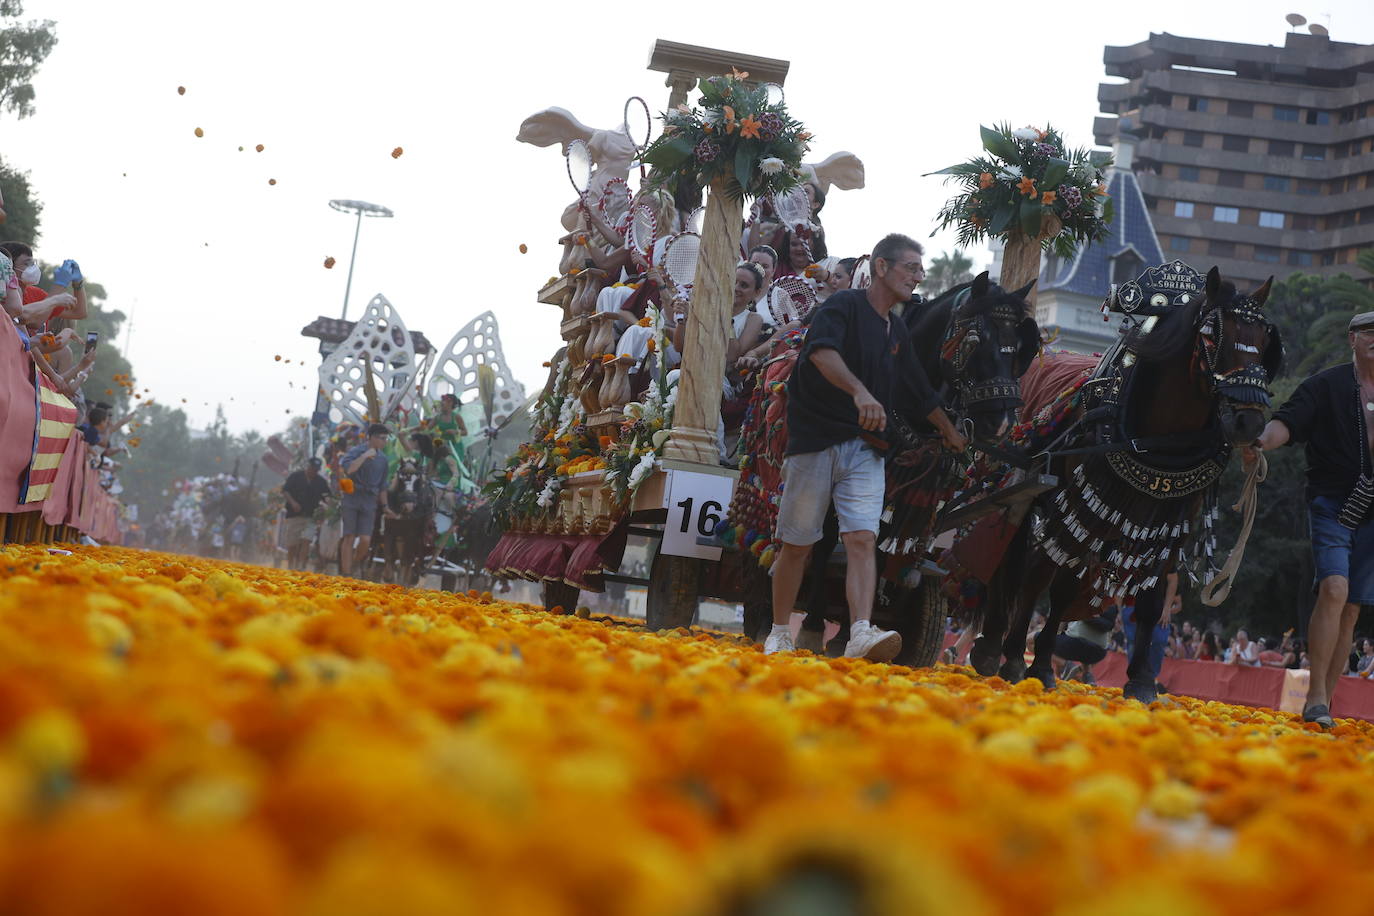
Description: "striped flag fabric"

(22, 372), (78, 504)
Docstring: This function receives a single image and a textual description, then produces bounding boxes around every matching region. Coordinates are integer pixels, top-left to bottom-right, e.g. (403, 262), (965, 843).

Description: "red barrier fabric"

(0, 319), (40, 512)
(486, 523), (630, 592)
(0, 313), (124, 541)
(1091, 653), (1374, 723)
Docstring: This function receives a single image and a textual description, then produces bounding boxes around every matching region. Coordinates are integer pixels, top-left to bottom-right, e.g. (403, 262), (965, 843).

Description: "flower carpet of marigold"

(0, 544), (1372, 915)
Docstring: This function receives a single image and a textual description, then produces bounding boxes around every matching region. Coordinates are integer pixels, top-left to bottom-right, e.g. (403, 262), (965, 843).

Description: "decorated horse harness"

(1018, 261), (1280, 603)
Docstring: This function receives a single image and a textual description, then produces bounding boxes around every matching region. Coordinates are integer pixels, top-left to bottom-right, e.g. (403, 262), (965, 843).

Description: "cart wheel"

(542, 580), (579, 614)
(890, 577), (948, 668)
(646, 554), (701, 631)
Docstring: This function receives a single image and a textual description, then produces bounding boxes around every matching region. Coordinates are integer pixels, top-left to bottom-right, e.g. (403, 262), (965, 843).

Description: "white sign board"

(660, 468), (736, 561)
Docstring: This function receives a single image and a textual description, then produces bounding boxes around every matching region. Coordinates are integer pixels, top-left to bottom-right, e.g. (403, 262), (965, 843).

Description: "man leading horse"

(764, 233), (968, 661)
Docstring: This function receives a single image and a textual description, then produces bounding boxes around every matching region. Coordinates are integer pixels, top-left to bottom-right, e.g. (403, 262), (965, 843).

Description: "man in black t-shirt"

(763, 233), (967, 662)
(1248, 311), (1374, 728)
(281, 458), (332, 570)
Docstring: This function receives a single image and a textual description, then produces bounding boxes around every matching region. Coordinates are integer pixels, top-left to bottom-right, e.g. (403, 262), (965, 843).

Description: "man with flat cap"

(1248, 311), (1374, 728)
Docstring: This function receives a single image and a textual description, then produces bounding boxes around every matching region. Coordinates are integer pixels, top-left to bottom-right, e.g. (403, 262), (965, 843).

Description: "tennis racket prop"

(626, 202), (659, 271)
(773, 187), (815, 262)
(765, 275), (818, 326)
(565, 138), (592, 210)
(661, 231), (700, 291)
(623, 95), (652, 182)
(850, 254), (872, 290)
(597, 177), (632, 238)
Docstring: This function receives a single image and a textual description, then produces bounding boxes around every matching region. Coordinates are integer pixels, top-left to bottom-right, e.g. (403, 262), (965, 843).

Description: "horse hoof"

(1027, 665), (1057, 690)
(998, 659), (1027, 683)
(1123, 679), (1158, 704)
(970, 651), (1000, 678)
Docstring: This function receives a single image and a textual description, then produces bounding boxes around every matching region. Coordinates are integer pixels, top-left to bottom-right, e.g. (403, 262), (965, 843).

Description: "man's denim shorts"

(341, 499), (379, 538)
(1310, 494), (1374, 605)
(775, 438), (884, 545)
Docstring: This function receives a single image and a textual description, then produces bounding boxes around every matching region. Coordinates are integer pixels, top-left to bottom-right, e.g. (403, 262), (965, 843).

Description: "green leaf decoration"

(1019, 201), (1043, 237)
(1040, 158), (1070, 191)
(980, 125), (1018, 162)
(643, 136), (694, 171)
(989, 206), (1015, 235)
(1089, 150), (1113, 168)
(734, 144), (754, 196)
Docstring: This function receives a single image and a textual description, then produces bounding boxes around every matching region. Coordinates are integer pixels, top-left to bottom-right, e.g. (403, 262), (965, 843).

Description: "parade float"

(482, 42), (867, 627)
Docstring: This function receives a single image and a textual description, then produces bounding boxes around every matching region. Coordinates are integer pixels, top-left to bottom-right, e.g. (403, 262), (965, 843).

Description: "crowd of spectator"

(1, 236), (145, 518)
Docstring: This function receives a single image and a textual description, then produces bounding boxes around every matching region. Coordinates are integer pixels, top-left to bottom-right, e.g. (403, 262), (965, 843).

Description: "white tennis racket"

(850, 255), (872, 290)
(765, 275), (818, 326)
(661, 232), (700, 289)
(598, 177), (632, 236)
(623, 96), (652, 182)
(763, 83), (785, 107)
(565, 138), (592, 204)
(626, 202), (659, 269)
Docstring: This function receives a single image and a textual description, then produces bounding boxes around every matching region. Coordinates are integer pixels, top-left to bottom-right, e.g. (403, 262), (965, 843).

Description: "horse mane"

(1126, 296), (1208, 363)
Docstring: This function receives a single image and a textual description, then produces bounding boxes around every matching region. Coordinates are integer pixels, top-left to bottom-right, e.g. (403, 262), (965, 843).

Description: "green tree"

(919, 249), (975, 297)
(0, 1), (58, 120)
(0, 157), (42, 242)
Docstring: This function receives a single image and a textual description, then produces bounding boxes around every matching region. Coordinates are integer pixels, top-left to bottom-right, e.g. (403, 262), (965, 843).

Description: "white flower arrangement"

(628, 452), (658, 489)
(535, 477), (562, 509)
(1011, 126), (1040, 141)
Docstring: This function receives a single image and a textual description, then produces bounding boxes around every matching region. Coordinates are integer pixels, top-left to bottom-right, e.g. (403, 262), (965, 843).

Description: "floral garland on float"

(603, 305), (677, 505)
(639, 68), (811, 201)
(929, 124), (1113, 293)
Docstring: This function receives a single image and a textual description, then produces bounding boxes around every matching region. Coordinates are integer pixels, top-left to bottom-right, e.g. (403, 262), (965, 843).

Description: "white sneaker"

(795, 629), (825, 654)
(764, 630), (795, 655)
(844, 620), (902, 663)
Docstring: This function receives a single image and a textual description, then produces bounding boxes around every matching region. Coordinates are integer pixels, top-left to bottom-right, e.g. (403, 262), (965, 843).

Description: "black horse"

(970, 267), (1281, 701)
(788, 271), (1041, 662)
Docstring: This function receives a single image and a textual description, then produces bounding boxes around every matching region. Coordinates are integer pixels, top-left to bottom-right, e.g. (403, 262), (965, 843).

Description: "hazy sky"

(5, 0), (1371, 434)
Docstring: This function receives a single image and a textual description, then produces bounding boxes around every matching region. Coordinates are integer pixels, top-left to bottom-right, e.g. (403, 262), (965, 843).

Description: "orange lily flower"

(1017, 177), (1037, 197)
(1041, 190), (1057, 205)
(722, 106), (737, 135)
(730, 67), (749, 80)
(739, 115), (762, 139)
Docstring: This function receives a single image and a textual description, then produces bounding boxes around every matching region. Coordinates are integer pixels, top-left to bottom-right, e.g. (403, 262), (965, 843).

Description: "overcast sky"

(5, 0), (1371, 434)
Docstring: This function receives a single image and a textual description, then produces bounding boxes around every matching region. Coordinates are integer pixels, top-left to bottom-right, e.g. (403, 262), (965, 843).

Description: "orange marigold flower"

(637, 316), (652, 327)
(646, 338), (657, 353)
(1041, 190), (1057, 205)
(739, 116), (762, 139)
(979, 172), (994, 189)
(1017, 177), (1037, 197)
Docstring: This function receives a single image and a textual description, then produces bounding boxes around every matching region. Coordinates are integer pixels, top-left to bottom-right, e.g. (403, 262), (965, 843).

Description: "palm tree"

(919, 249), (975, 297)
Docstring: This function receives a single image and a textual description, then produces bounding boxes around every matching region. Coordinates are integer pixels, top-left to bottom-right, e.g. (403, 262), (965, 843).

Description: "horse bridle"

(1195, 295), (1276, 406)
(940, 300), (1026, 414)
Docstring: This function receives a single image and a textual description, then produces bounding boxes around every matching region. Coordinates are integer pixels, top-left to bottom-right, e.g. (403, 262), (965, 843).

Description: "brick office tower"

(1095, 30), (1374, 291)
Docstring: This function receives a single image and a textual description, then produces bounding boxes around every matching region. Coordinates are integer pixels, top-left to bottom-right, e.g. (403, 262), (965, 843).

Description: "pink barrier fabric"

(0, 314), (124, 542)
(1092, 653), (1374, 723)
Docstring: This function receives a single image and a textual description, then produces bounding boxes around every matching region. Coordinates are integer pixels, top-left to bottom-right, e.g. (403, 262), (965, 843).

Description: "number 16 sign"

(660, 468), (737, 561)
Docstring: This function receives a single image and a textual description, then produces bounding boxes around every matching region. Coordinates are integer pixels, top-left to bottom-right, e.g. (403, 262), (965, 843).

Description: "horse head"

(1201, 268), (1281, 445)
(1127, 267), (1281, 447)
(934, 271), (1040, 442)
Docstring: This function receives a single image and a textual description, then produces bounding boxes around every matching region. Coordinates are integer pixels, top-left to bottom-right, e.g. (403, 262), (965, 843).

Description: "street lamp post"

(328, 199), (394, 321)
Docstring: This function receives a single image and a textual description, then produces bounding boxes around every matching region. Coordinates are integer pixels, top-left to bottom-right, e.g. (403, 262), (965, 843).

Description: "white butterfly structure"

(426, 311), (526, 427)
(318, 294), (419, 426)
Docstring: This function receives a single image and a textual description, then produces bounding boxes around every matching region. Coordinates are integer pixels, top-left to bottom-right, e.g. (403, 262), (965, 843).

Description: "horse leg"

(997, 551), (1055, 682)
(1123, 584), (1166, 703)
(798, 511), (840, 653)
(1026, 568), (1079, 690)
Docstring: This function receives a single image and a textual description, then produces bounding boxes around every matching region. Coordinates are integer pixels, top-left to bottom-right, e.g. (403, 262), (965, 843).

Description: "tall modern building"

(1094, 29), (1374, 290)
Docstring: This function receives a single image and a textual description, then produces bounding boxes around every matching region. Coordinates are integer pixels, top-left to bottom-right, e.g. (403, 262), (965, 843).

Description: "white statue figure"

(517, 107), (638, 232)
(426, 311), (527, 427)
(318, 294), (417, 426)
(804, 151), (866, 195)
